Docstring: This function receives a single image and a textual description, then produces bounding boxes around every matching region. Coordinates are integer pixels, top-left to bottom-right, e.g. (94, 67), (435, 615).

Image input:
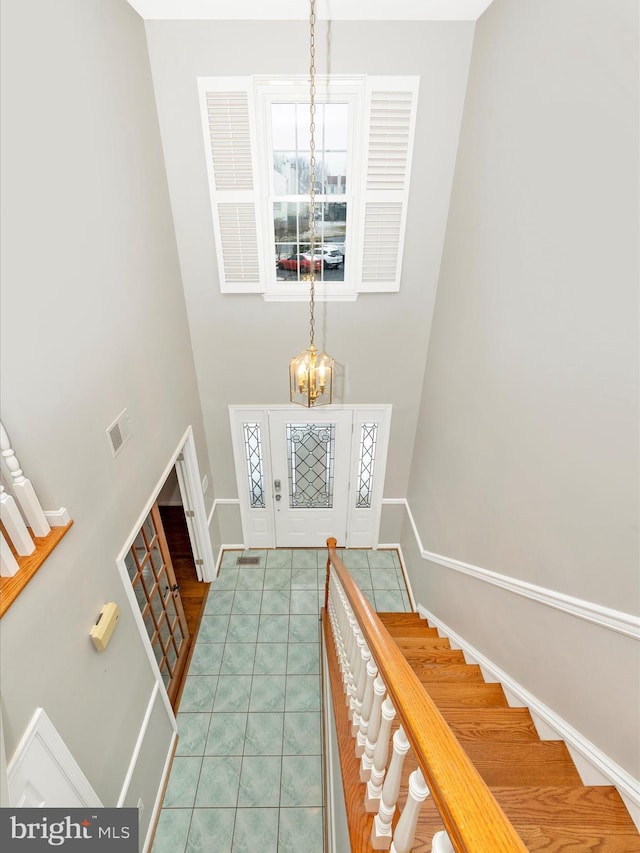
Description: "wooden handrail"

(325, 538), (528, 853)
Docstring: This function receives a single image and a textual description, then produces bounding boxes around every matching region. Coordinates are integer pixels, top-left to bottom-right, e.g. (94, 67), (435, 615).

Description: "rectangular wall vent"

(106, 409), (131, 458)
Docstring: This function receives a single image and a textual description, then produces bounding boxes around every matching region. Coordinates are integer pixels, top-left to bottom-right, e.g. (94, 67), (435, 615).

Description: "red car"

(277, 253), (322, 273)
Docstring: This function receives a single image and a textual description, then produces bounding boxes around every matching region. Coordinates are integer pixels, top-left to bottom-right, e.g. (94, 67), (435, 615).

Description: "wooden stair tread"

(516, 825), (640, 852)
(437, 706), (540, 741)
(383, 624), (440, 638)
(423, 682), (509, 707)
(461, 741), (583, 786)
(413, 662), (486, 683)
(393, 634), (451, 657)
(412, 792), (639, 853)
(377, 611), (423, 626)
(489, 786), (638, 831)
(401, 647), (467, 665)
(394, 636), (453, 651)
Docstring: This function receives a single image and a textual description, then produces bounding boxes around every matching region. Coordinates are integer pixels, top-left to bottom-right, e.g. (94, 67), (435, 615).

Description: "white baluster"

(330, 580), (357, 714)
(0, 484), (35, 556)
(361, 674), (385, 782)
(366, 696), (396, 810)
(371, 725), (410, 849)
(345, 613), (359, 711)
(342, 607), (357, 696)
(356, 657), (378, 757)
(0, 422), (50, 537)
(337, 596), (356, 706)
(351, 636), (370, 734)
(432, 830), (456, 853)
(1, 531), (20, 577)
(348, 627), (363, 719)
(328, 579), (346, 680)
(390, 768), (430, 853)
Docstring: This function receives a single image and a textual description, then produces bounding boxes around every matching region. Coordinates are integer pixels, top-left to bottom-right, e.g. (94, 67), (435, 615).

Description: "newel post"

(325, 536), (336, 610)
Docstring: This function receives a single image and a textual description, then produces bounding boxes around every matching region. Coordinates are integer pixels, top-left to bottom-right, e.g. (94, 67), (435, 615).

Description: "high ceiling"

(125, 0), (495, 21)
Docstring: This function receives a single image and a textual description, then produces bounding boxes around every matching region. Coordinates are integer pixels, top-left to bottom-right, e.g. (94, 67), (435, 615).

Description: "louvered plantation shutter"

(198, 78), (264, 293)
(359, 78), (419, 293)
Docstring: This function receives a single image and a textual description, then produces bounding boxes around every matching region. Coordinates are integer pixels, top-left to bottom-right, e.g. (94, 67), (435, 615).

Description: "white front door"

(230, 405), (391, 549)
(267, 409), (352, 547)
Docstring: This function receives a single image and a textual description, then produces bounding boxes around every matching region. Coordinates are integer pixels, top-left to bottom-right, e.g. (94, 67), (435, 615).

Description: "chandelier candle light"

(289, 0), (335, 407)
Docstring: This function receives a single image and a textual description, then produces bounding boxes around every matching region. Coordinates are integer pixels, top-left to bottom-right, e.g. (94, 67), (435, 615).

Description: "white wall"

(143, 19), (476, 536)
(0, 0), (215, 833)
(403, 0), (639, 777)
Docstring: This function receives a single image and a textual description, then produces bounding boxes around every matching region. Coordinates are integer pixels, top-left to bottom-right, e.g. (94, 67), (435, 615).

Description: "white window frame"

(255, 76), (363, 302)
(198, 75), (419, 301)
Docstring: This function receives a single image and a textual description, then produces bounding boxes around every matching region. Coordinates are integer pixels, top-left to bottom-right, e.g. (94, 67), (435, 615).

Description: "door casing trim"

(229, 405), (392, 549)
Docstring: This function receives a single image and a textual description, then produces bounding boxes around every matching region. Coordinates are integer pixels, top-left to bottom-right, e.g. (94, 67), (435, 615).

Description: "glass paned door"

(268, 409), (351, 547)
(125, 503), (190, 706)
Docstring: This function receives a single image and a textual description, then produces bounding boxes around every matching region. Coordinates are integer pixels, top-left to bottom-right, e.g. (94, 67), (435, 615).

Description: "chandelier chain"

(308, 0), (316, 347)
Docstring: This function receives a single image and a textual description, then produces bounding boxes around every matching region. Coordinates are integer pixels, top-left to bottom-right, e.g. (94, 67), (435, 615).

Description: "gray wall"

(144, 19), (476, 533)
(0, 0), (214, 832)
(403, 0), (639, 776)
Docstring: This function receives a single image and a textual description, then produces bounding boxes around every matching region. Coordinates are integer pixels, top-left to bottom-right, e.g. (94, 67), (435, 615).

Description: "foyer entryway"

(151, 547), (410, 853)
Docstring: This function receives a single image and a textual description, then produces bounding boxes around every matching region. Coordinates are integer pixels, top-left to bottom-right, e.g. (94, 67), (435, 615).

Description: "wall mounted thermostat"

(90, 602), (120, 651)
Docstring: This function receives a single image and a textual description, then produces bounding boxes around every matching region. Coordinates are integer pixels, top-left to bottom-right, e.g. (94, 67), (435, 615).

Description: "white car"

(320, 246), (344, 268)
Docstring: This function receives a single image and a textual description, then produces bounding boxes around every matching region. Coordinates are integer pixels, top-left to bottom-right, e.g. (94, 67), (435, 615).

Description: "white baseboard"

(215, 544), (245, 574)
(418, 603), (640, 830)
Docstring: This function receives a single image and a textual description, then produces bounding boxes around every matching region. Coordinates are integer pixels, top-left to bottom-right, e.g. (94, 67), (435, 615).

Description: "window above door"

(198, 75), (419, 301)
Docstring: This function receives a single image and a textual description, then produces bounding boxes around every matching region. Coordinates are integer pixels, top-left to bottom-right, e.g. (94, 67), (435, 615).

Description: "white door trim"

(230, 405), (392, 549)
(175, 436), (215, 582)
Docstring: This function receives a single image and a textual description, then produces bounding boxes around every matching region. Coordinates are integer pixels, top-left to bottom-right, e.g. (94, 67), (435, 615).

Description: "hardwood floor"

(159, 505), (210, 708)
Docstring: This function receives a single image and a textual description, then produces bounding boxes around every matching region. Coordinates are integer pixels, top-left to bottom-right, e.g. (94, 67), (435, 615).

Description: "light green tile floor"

(152, 547), (410, 853)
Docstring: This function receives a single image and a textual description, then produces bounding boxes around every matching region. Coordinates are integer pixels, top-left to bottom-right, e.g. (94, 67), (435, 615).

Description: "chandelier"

(289, 0), (335, 407)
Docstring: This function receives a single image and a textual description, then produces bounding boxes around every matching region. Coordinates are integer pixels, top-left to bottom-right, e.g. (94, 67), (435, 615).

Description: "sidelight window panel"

(242, 423), (266, 508)
(356, 422), (378, 508)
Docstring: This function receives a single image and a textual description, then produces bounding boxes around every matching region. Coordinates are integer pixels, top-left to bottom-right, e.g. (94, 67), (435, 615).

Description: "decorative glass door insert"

(286, 423), (336, 508)
(124, 504), (190, 706)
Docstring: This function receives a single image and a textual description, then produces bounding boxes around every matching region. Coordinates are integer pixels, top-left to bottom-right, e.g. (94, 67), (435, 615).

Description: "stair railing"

(324, 538), (528, 853)
(0, 420), (72, 615)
